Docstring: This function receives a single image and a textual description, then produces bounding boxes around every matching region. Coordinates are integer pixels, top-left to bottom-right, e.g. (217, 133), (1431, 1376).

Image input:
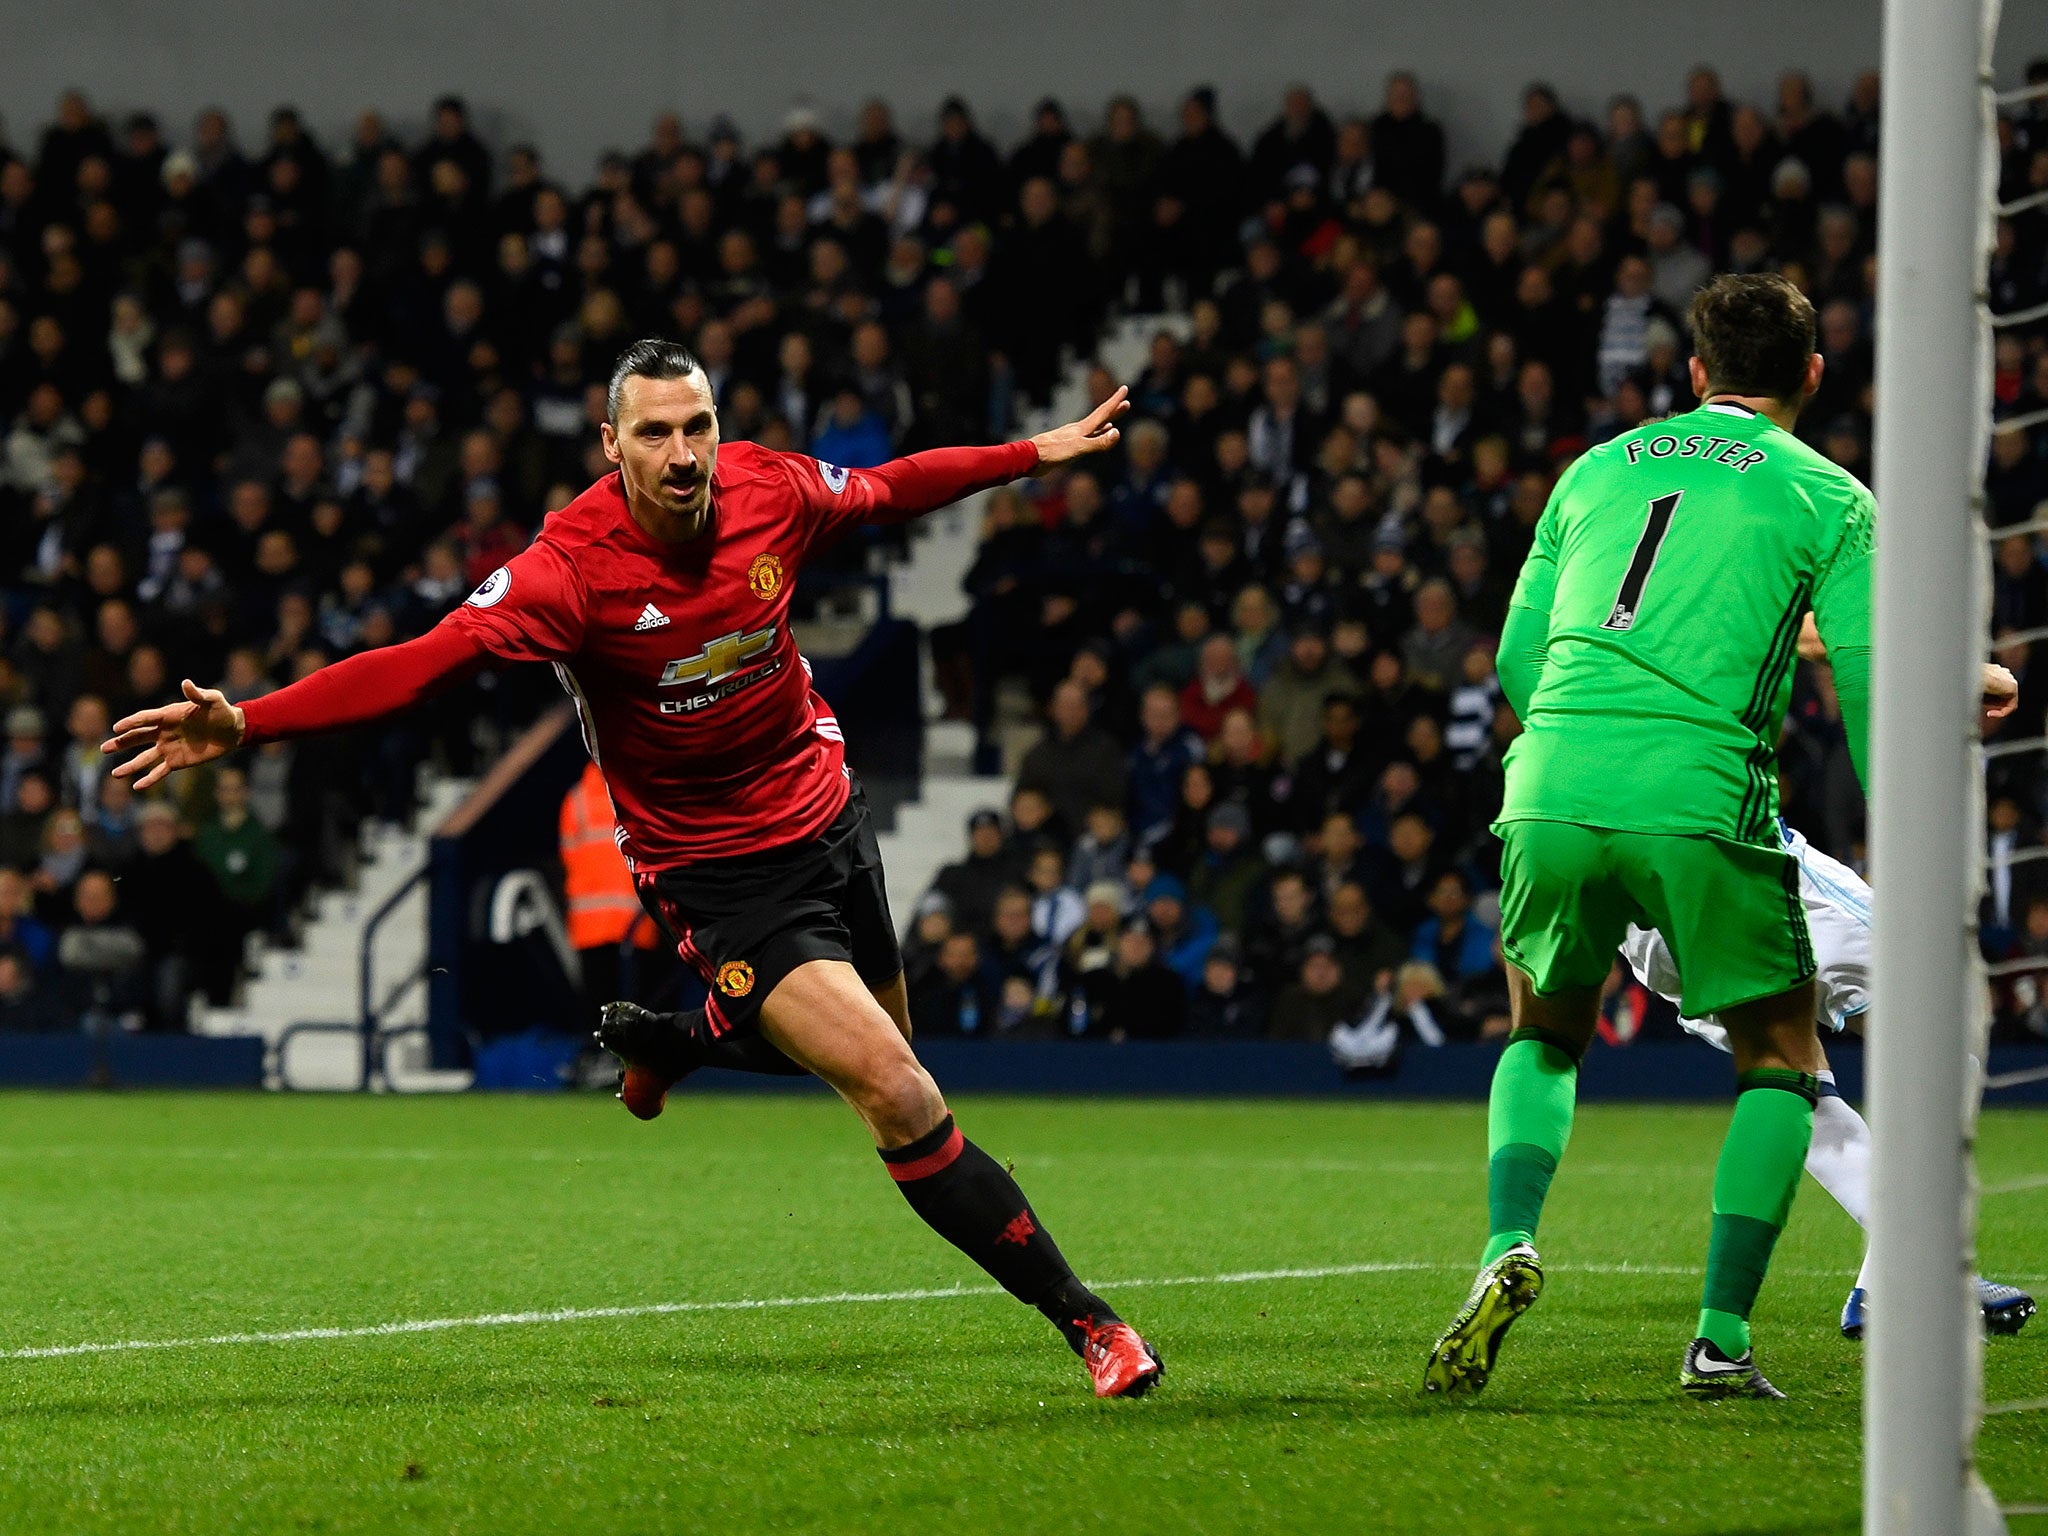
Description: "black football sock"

(879, 1114), (1120, 1355)
(652, 1006), (808, 1077)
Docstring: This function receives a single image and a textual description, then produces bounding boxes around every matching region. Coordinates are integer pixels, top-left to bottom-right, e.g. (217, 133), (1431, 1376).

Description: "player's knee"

(852, 1056), (944, 1142)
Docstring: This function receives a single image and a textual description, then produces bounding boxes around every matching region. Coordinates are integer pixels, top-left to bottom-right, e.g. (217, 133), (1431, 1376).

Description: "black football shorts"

(632, 776), (903, 1038)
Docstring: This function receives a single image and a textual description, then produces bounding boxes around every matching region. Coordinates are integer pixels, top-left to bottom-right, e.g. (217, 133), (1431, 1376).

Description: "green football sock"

(1697, 1069), (1819, 1357)
(1482, 1030), (1581, 1267)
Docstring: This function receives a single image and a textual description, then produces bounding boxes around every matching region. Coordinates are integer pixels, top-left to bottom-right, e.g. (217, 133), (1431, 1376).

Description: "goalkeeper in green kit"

(1424, 274), (1872, 1402)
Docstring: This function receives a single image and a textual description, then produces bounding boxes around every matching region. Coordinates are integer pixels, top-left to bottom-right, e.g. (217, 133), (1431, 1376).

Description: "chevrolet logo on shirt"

(658, 625), (777, 688)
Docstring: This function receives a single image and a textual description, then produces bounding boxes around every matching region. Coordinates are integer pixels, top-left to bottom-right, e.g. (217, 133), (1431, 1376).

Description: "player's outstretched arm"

(103, 622), (492, 789)
(818, 388), (1132, 534)
(1797, 613), (2015, 725)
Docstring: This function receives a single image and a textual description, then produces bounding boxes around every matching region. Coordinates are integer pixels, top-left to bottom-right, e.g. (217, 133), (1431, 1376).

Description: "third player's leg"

(1718, 979), (1823, 1076)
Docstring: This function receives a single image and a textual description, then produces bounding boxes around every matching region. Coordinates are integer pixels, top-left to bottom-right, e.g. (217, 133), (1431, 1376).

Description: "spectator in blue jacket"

(1409, 870), (1497, 986)
(1143, 872), (1220, 990)
(1127, 683), (1204, 845)
(811, 388), (894, 468)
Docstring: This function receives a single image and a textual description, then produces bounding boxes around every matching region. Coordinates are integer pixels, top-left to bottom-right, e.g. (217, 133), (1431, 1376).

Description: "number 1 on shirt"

(1602, 491), (1684, 632)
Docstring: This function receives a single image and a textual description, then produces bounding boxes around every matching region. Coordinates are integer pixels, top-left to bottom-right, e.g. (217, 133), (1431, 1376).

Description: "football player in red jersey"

(104, 340), (1161, 1399)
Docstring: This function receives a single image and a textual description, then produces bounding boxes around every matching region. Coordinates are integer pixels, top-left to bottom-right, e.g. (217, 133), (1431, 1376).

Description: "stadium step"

(876, 756), (1012, 935)
(195, 773), (474, 1091)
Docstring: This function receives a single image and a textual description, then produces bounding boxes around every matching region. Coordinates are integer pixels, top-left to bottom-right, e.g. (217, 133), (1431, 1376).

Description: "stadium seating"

(0, 72), (2044, 1060)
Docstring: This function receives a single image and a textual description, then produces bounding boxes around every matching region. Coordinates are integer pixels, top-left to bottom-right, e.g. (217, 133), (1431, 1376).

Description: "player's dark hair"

(1690, 273), (1816, 404)
(607, 339), (704, 424)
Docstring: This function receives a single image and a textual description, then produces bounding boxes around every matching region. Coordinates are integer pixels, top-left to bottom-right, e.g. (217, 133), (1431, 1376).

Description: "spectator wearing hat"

(1267, 933), (1365, 1041)
(1017, 679), (1127, 838)
(1357, 529), (1419, 649)
(1276, 524), (1339, 633)
(1186, 935), (1266, 1037)
(1186, 801), (1265, 935)
(1257, 620), (1361, 767)
(930, 808), (1013, 936)
(0, 706), (49, 812)
(1062, 879), (1127, 983)
(1645, 202), (1712, 314)
(901, 890), (957, 992)
(1141, 873), (1218, 991)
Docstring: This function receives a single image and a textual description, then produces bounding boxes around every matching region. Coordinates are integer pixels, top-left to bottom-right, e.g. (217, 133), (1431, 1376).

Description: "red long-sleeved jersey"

(241, 439), (1037, 867)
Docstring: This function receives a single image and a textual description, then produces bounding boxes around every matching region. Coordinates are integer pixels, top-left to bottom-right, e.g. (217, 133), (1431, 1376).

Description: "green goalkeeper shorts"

(1495, 819), (1815, 1020)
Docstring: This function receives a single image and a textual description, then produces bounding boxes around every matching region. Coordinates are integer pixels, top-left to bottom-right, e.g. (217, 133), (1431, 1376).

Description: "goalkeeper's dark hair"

(607, 339), (704, 424)
(1689, 274), (1816, 404)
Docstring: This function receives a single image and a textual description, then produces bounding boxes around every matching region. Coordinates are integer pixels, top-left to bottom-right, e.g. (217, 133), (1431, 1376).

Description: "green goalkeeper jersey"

(1495, 398), (1874, 841)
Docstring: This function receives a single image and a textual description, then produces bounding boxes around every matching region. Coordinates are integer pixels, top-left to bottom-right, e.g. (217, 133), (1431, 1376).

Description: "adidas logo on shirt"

(633, 603), (671, 632)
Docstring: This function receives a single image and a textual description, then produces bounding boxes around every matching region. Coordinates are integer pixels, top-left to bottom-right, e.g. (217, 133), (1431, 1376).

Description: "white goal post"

(1866, 0), (2004, 1531)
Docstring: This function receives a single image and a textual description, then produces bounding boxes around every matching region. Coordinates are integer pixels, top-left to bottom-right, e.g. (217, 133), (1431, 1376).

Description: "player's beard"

(633, 462), (713, 540)
(664, 472), (710, 521)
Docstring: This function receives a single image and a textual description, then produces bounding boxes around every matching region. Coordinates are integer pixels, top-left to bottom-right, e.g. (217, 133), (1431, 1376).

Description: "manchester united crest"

(716, 959), (756, 998)
(747, 553), (783, 601)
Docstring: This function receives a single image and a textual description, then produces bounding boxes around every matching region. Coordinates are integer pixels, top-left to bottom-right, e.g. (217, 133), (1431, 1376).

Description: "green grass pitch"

(1, 1091), (2045, 1534)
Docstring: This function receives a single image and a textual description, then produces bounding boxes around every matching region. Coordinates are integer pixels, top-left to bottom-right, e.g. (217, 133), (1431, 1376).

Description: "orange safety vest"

(560, 762), (656, 951)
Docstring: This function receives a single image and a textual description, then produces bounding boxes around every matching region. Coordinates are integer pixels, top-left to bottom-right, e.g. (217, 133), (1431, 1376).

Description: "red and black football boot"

(594, 1001), (705, 1121)
(1080, 1319), (1164, 1399)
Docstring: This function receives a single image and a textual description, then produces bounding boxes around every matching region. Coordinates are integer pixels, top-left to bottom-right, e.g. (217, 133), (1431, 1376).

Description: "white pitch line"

(0, 1147), (1711, 1178)
(0, 1264), (1428, 1362)
(1984, 1173), (2048, 1196)
(3, 1258), (1901, 1365)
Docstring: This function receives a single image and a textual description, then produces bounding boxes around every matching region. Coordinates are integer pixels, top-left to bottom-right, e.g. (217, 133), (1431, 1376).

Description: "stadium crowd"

(911, 63), (2048, 1052)
(0, 65), (2044, 1043)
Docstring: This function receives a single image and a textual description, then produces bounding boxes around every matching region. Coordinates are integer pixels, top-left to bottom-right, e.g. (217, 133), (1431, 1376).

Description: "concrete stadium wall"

(3, 1), (2041, 189)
